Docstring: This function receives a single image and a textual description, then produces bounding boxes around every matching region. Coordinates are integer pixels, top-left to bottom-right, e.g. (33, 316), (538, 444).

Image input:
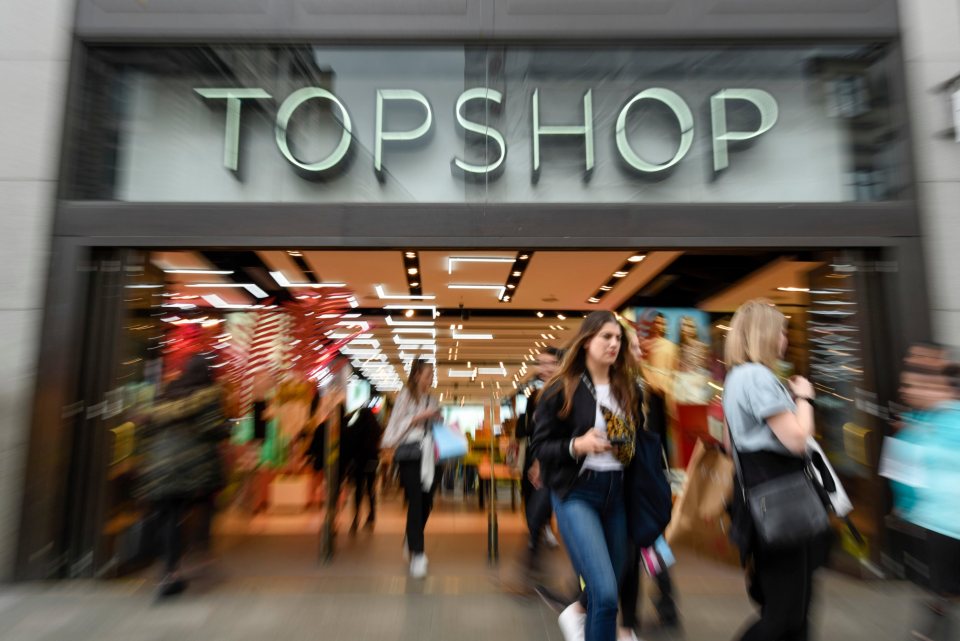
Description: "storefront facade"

(11, 0), (931, 580)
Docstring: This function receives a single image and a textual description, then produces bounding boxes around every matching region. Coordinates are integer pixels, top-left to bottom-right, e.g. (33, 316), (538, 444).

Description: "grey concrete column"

(900, 0), (960, 345)
(0, 0), (73, 580)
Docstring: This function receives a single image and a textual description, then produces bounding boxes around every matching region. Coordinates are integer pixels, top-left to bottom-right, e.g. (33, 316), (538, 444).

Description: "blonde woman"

(722, 299), (825, 641)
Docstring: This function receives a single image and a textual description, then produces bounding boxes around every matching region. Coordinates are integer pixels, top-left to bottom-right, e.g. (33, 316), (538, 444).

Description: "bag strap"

(724, 418), (749, 503)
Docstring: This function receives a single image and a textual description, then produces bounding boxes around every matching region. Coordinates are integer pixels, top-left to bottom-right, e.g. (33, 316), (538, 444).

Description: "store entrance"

(65, 246), (898, 584)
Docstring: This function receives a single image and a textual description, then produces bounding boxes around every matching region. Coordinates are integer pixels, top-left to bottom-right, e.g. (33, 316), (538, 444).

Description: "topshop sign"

(194, 86), (778, 180)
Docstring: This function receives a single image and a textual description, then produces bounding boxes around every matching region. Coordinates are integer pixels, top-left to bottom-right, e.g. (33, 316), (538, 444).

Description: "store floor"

(2, 488), (932, 641)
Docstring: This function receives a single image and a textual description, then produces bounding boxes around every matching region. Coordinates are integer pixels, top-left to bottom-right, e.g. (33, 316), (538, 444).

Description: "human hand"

(788, 376), (815, 400)
(528, 459), (542, 489)
(573, 428), (612, 456)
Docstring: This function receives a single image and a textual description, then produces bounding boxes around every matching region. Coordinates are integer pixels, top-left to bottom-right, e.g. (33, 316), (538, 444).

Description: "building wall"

(0, 0), (73, 579)
(900, 1), (960, 345)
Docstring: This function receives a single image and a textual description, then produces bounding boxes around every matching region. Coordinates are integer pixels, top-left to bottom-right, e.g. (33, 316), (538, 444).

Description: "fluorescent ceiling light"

(449, 369), (478, 378)
(375, 285), (435, 301)
(125, 284), (163, 289)
(391, 328), (437, 336)
(448, 256), (515, 274)
(385, 315), (435, 327)
(202, 294), (263, 310)
(478, 363), (507, 376)
(448, 284), (507, 299)
(270, 271), (345, 289)
(452, 330), (493, 340)
(186, 283), (268, 298)
(777, 287), (811, 292)
(164, 269), (234, 275)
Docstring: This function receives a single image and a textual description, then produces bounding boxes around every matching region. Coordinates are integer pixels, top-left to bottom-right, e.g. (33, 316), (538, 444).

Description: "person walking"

(383, 359), (442, 579)
(886, 344), (960, 640)
(532, 311), (644, 641)
(137, 354), (226, 598)
(516, 345), (562, 573)
(722, 299), (827, 641)
(342, 403), (383, 532)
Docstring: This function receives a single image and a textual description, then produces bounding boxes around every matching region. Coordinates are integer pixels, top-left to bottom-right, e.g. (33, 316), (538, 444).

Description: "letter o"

(616, 88), (694, 173)
(275, 88), (353, 173)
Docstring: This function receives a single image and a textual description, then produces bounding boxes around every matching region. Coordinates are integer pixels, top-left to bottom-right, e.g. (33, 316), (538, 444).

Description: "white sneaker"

(409, 553), (428, 579)
(557, 603), (586, 641)
(543, 528), (560, 548)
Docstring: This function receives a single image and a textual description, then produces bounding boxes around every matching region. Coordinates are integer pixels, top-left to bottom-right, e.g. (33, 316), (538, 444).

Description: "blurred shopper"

(516, 346), (562, 573)
(532, 311), (645, 641)
(885, 344), (960, 639)
(619, 331), (678, 634)
(639, 313), (677, 461)
(722, 299), (827, 641)
(342, 403), (383, 532)
(383, 359), (442, 579)
(137, 355), (226, 598)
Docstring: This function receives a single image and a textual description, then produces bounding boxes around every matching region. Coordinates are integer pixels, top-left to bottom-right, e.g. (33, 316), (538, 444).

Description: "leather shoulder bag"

(728, 422), (830, 549)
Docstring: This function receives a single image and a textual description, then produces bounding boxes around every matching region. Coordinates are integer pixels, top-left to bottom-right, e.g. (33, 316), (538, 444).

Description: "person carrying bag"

(383, 358), (441, 579)
(721, 299), (831, 641)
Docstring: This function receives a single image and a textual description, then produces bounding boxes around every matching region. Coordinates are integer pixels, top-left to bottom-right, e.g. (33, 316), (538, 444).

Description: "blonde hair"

(725, 299), (785, 371)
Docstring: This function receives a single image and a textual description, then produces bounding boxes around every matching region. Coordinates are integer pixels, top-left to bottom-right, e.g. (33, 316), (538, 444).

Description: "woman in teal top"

(890, 343), (960, 597)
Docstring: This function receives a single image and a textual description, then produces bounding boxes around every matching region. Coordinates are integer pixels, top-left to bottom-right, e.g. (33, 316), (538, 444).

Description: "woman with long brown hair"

(383, 358), (441, 579)
(532, 311), (644, 641)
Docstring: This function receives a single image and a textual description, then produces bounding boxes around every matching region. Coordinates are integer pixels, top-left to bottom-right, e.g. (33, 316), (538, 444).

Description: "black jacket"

(531, 375), (655, 542)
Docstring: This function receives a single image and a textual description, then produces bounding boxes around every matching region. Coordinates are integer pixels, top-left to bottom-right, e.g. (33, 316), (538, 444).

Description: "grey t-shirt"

(723, 363), (797, 455)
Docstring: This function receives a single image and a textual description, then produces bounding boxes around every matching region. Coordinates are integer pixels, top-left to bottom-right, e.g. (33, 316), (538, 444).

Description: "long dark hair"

(163, 354), (215, 400)
(404, 358), (434, 402)
(545, 311), (639, 421)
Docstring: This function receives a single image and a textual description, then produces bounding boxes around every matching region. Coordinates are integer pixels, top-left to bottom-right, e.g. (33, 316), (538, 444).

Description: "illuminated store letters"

(532, 89), (595, 182)
(275, 88), (354, 174)
(375, 89), (433, 181)
(616, 88), (694, 173)
(194, 88), (272, 171)
(711, 89), (779, 173)
(453, 88), (506, 176)
(195, 85), (779, 181)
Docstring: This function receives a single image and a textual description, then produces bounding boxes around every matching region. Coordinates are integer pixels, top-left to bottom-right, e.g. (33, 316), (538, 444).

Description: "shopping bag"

(665, 439), (734, 544)
(433, 423), (468, 461)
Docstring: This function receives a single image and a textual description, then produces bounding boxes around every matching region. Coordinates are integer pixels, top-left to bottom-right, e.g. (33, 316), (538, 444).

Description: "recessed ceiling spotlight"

(519, 254), (529, 260)
(288, 251), (303, 257)
(536, 311), (544, 318)
(407, 268), (419, 275)
(587, 297), (600, 303)
(628, 255), (646, 263)
(507, 284), (516, 289)
(512, 271), (522, 277)
(557, 314), (566, 320)
(405, 309), (415, 318)
(599, 285), (612, 292)
(410, 282), (420, 287)
(405, 252), (416, 258)
(613, 271), (628, 278)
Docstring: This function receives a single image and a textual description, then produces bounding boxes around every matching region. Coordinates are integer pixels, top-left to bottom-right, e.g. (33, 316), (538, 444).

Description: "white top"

(583, 384), (625, 472)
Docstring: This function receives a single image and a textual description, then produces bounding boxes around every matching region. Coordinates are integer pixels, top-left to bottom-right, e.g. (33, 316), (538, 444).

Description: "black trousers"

(398, 459), (436, 555)
(619, 544), (677, 629)
(525, 484), (553, 551)
(155, 496), (190, 574)
(739, 542), (817, 641)
(352, 463), (377, 521)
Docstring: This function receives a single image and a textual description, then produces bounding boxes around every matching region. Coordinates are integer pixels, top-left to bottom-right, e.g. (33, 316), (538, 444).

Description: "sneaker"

(544, 528), (560, 549)
(557, 603), (586, 641)
(409, 553), (428, 579)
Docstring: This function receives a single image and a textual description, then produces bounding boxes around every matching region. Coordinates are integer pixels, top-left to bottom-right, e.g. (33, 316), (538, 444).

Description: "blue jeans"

(552, 470), (628, 641)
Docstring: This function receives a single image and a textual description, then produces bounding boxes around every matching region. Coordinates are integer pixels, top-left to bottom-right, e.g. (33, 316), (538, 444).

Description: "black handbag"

(394, 441), (422, 463)
(729, 428), (830, 549)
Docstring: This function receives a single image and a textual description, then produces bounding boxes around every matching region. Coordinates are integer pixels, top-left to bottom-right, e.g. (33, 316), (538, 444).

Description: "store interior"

(100, 247), (882, 581)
